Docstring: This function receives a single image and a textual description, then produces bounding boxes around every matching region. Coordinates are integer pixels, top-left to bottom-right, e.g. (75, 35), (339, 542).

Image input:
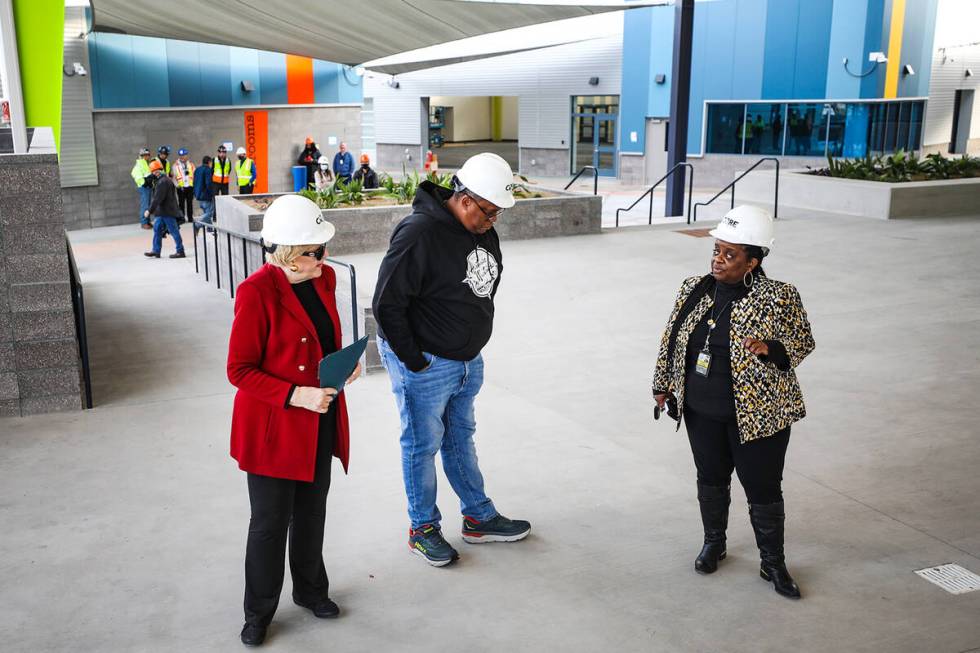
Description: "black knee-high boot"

(695, 483), (730, 574)
(749, 501), (801, 599)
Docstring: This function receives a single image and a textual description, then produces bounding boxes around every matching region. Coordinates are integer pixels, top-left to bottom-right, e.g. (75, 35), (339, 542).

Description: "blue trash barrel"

(292, 166), (308, 192)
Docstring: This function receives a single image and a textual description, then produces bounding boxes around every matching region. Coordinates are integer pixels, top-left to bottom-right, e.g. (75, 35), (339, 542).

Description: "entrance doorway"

(571, 95), (619, 177)
(950, 89), (975, 154)
(425, 96), (519, 170)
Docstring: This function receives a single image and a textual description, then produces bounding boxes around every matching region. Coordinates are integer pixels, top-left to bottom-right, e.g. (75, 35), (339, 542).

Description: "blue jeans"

(138, 186), (152, 225)
(152, 216), (185, 254)
(378, 337), (496, 529)
(198, 199), (215, 224)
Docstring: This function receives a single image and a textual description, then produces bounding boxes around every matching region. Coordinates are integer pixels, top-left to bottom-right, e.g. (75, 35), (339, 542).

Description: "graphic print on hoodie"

(372, 181), (504, 372)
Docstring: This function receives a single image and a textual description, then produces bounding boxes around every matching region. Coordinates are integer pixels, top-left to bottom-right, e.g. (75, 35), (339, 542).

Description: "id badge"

(695, 350), (712, 377)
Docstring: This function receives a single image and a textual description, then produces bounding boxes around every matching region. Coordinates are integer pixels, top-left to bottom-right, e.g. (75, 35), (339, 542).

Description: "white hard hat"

(455, 152), (516, 209)
(709, 205), (775, 249)
(318, 155), (329, 165)
(236, 146), (247, 155)
(261, 195), (335, 246)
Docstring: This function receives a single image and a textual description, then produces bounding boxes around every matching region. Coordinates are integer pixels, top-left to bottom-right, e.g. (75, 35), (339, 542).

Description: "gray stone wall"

(619, 153), (645, 185)
(520, 147), (568, 177)
(0, 154), (83, 417)
(377, 143), (424, 173)
(688, 153), (825, 189)
(63, 105), (362, 231)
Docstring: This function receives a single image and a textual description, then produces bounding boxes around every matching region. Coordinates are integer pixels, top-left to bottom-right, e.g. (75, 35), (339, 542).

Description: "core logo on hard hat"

(316, 216), (323, 224)
(724, 217), (739, 227)
(461, 247), (499, 299)
(504, 183), (519, 191)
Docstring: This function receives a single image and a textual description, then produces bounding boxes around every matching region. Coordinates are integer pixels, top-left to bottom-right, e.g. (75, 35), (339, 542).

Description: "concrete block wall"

(520, 147), (568, 177)
(63, 105), (362, 231)
(0, 154), (83, 417)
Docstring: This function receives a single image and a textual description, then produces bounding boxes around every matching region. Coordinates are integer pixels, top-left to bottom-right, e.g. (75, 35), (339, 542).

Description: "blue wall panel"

(336, 67), (364, 104)
(257, 51), (287, 104)
(686, 6), (710, 154)
(647, 7), (675, 118)
(198, 43), (233, 106)
(861, 0), (887, 98)
(898, 0), (938, 98)
(761, 0), (801, 99)
(731, 0), (767, 100)
(792, 0), (832, 98)
(826, 0), (873, 99)
(229, 47), (261, 105)
(166, 40), (202, 106)
(619, 8), (654, 153)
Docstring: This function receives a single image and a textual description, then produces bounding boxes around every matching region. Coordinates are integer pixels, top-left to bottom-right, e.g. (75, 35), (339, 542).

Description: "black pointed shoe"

(749, 501), (802, 599)
(695, 483), (730, 574)
(169, 251), (186, 259)
(240, 623), (267, 647)
(143, 251), (160, 258)
(293, 595), (340, 618)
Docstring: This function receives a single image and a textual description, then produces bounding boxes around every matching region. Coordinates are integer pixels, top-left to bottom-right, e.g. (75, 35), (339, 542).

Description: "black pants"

(244, 419), (335, 626)
(684, 406), (790, 504)
(177, 187), (194, 221)
(215, 183), (229, 196)
(239, 184), (254, 195)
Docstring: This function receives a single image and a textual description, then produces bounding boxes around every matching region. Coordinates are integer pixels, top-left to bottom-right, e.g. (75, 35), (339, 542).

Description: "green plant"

(336, 178), (365, 205)
(817, 150), (979, 183)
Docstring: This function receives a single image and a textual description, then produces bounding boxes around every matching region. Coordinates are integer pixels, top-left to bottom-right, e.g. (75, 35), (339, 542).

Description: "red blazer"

(227, 263), (350, 481)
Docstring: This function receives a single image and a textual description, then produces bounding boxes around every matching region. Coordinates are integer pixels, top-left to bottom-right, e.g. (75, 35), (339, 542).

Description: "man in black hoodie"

(373, 153), (531, 567)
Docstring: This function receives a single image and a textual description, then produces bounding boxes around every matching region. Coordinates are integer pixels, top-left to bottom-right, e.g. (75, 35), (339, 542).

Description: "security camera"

(73, 62), (87, 77)
(903, 64), (915, 76)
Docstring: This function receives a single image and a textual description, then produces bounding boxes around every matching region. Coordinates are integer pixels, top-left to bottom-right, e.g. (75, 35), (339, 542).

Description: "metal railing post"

(227, 232), (234, 298)
(193, 222), (199, 274)
(773, 159), (780, 219)
(242, 237), (249, 278)
(213, 228), (220, 290)
(691, 157), (779, 224)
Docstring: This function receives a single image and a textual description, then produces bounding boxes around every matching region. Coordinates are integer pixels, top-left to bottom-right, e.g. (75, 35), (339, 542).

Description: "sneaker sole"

(461, 528), (531, 544)
(409, 545), (458, 567)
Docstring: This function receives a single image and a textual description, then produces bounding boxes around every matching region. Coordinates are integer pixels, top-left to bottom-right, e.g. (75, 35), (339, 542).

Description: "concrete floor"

(431, 140), (520, 171)
(2, 209), (980, 652)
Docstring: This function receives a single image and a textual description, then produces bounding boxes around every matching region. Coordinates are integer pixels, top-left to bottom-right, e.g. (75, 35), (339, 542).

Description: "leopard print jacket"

(652, 275), (815, 443)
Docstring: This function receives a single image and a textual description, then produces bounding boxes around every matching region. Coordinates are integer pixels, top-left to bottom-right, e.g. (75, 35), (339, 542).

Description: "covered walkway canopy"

(88, 0), (653, 66)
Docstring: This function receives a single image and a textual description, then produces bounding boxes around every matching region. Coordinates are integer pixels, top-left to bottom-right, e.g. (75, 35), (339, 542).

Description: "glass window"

(705, 103), (745, 154)
(785, 104), (828, 156)
(908, 101), (924, 151)
(573, 95), (618, 115)
(573, 115), (594, 171)
(835, 103), (871, 158)
(883, 103), (899, 152)
(744, 103), (785, 155)
(896, 102), (911, 151)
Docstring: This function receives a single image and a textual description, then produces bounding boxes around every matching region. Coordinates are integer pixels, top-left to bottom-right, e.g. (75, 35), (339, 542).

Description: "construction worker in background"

(173, 148), (196, 223)
(153, 146), (172, 177)
(143, 160), (186, 259)
(352, 153), (379, 189)
(236, 146), (257, 195)
(194, 155), (216, 226)
(333, 142), (354, 185)
(297, 136), (321, 189)
(132, 147), (154, 230)
(213, 145), (232, 195)
(314, 155), (334, 191)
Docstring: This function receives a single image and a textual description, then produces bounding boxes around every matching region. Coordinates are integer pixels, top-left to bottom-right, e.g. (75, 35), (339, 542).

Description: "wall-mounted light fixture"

(843, 52), (887, 78)
(903, 64), (915, 76)
(63, 62), (87, 77)
(387, 78), (400, 89)
(965, 69), (974, 78)
(240, 80), (254, 93)
(588, 76), (599, 86)
(655, 74), (666, 85)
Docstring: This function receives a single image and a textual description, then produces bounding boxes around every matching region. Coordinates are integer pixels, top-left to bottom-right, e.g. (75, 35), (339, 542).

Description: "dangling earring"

(743, 270), (754, 288)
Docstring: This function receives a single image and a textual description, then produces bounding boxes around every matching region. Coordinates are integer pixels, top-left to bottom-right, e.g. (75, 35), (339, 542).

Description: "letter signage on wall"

(244, 110), (268, 193)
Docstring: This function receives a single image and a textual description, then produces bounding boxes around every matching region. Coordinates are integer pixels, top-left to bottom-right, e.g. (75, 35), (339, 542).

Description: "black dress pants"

(244, 418), (335, 626)
(177, 187), (194, 221)
(684, 406), (790, 504)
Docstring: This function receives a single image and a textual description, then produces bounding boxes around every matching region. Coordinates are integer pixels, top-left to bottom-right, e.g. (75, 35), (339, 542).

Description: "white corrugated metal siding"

(923, 43), (980, 148)
(366, 32), (623, 149)
(60, 7), (99, 187)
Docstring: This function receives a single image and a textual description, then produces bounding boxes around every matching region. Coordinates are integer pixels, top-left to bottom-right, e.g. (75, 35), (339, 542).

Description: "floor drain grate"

(914, 563), (980, 595)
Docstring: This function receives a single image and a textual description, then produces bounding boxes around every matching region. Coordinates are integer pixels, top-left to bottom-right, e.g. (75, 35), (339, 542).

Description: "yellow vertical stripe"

(884, 0), (906, 98)
(491, 97), (503, 142)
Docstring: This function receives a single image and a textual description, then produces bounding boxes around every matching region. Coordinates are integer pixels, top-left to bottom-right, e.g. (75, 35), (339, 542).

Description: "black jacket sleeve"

(372, 220), (430, 372)
(761, 340), (791, 371)
(147, 179), (167, 216)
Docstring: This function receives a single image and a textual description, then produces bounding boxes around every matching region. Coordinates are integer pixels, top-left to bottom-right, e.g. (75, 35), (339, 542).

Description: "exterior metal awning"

(88, 0), (655, 65)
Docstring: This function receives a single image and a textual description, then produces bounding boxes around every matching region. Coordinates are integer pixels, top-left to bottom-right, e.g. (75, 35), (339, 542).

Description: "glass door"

(571, 96), (619, 177)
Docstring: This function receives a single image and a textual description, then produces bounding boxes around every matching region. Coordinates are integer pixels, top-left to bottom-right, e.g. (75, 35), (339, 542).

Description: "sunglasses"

(298, 244), (327, 260)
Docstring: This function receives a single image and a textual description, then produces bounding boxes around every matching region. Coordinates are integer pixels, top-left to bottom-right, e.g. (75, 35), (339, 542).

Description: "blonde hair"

(266, 244), (310, 267)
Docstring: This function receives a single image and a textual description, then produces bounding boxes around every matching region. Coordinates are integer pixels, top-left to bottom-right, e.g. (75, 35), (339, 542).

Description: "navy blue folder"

(318, 336), (369, 392)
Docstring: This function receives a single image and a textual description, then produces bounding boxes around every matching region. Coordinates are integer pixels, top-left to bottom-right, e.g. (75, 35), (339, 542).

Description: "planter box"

(736, 169), (980, 220)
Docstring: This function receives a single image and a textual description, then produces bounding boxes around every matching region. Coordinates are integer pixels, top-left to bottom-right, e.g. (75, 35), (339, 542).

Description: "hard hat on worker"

(261, 195), (335, 249)
(305, 136), (314, 145)
(177, 147), (189, 156)
(236, 146), (247, 155)
(139, 147), (150, 155)
(709, 205), (774, 250)
(148, 160), (164, 173)
(454, 152), (516, 209)
(157, 145), (170, 155)
(360, 154), (370, 164)
(317, 155), (329, 165)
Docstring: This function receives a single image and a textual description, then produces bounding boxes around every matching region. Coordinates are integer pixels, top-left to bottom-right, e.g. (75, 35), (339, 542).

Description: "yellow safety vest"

(131, 158), (151, 187)
(213, 158), (231, 184)
(153, 158), (171, 176)
(174, 160), (195, 188)
(741, 122), (752, 138)
(235, 158), (254, 186)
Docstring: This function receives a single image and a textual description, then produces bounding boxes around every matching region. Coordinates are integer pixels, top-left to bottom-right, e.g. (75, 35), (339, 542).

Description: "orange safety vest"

(213, 158), (231, 184)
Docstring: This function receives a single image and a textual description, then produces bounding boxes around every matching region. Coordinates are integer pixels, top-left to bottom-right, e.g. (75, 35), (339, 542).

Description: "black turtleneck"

(684, 280), (747, 420)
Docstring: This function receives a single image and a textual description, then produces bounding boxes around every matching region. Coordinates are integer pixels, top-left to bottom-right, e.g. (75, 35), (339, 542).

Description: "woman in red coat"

(227, 194), (360, 647)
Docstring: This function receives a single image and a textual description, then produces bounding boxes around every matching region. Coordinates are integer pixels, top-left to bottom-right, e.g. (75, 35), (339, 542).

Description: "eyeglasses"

(468, 194), (505, 220)
(298, 244), (327, 260)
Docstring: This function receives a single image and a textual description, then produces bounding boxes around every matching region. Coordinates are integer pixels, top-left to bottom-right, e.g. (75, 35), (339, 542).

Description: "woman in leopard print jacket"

(653, 205), (814, 600)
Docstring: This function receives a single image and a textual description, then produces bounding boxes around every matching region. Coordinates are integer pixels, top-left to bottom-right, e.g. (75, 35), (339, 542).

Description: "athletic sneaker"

(408, 524), (459, 567)
(462, 514), (531, 543)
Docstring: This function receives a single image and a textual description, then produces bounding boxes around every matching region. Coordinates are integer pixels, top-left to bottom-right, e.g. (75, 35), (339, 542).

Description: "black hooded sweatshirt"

(372, 181), (503, 372)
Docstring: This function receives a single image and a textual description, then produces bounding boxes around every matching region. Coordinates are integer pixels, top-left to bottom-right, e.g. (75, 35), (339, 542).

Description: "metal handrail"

(564, 165), (598, 195)
(192, 220), (359, 340)
(66, 239), (93, 409)
(614, 162), (695, 227)
(691, 157), (779, 224)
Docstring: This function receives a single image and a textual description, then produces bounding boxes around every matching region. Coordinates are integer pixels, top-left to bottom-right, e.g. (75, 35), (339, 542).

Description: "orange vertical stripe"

(286, 54), (315, 105)
(244, 110), (268, 194)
